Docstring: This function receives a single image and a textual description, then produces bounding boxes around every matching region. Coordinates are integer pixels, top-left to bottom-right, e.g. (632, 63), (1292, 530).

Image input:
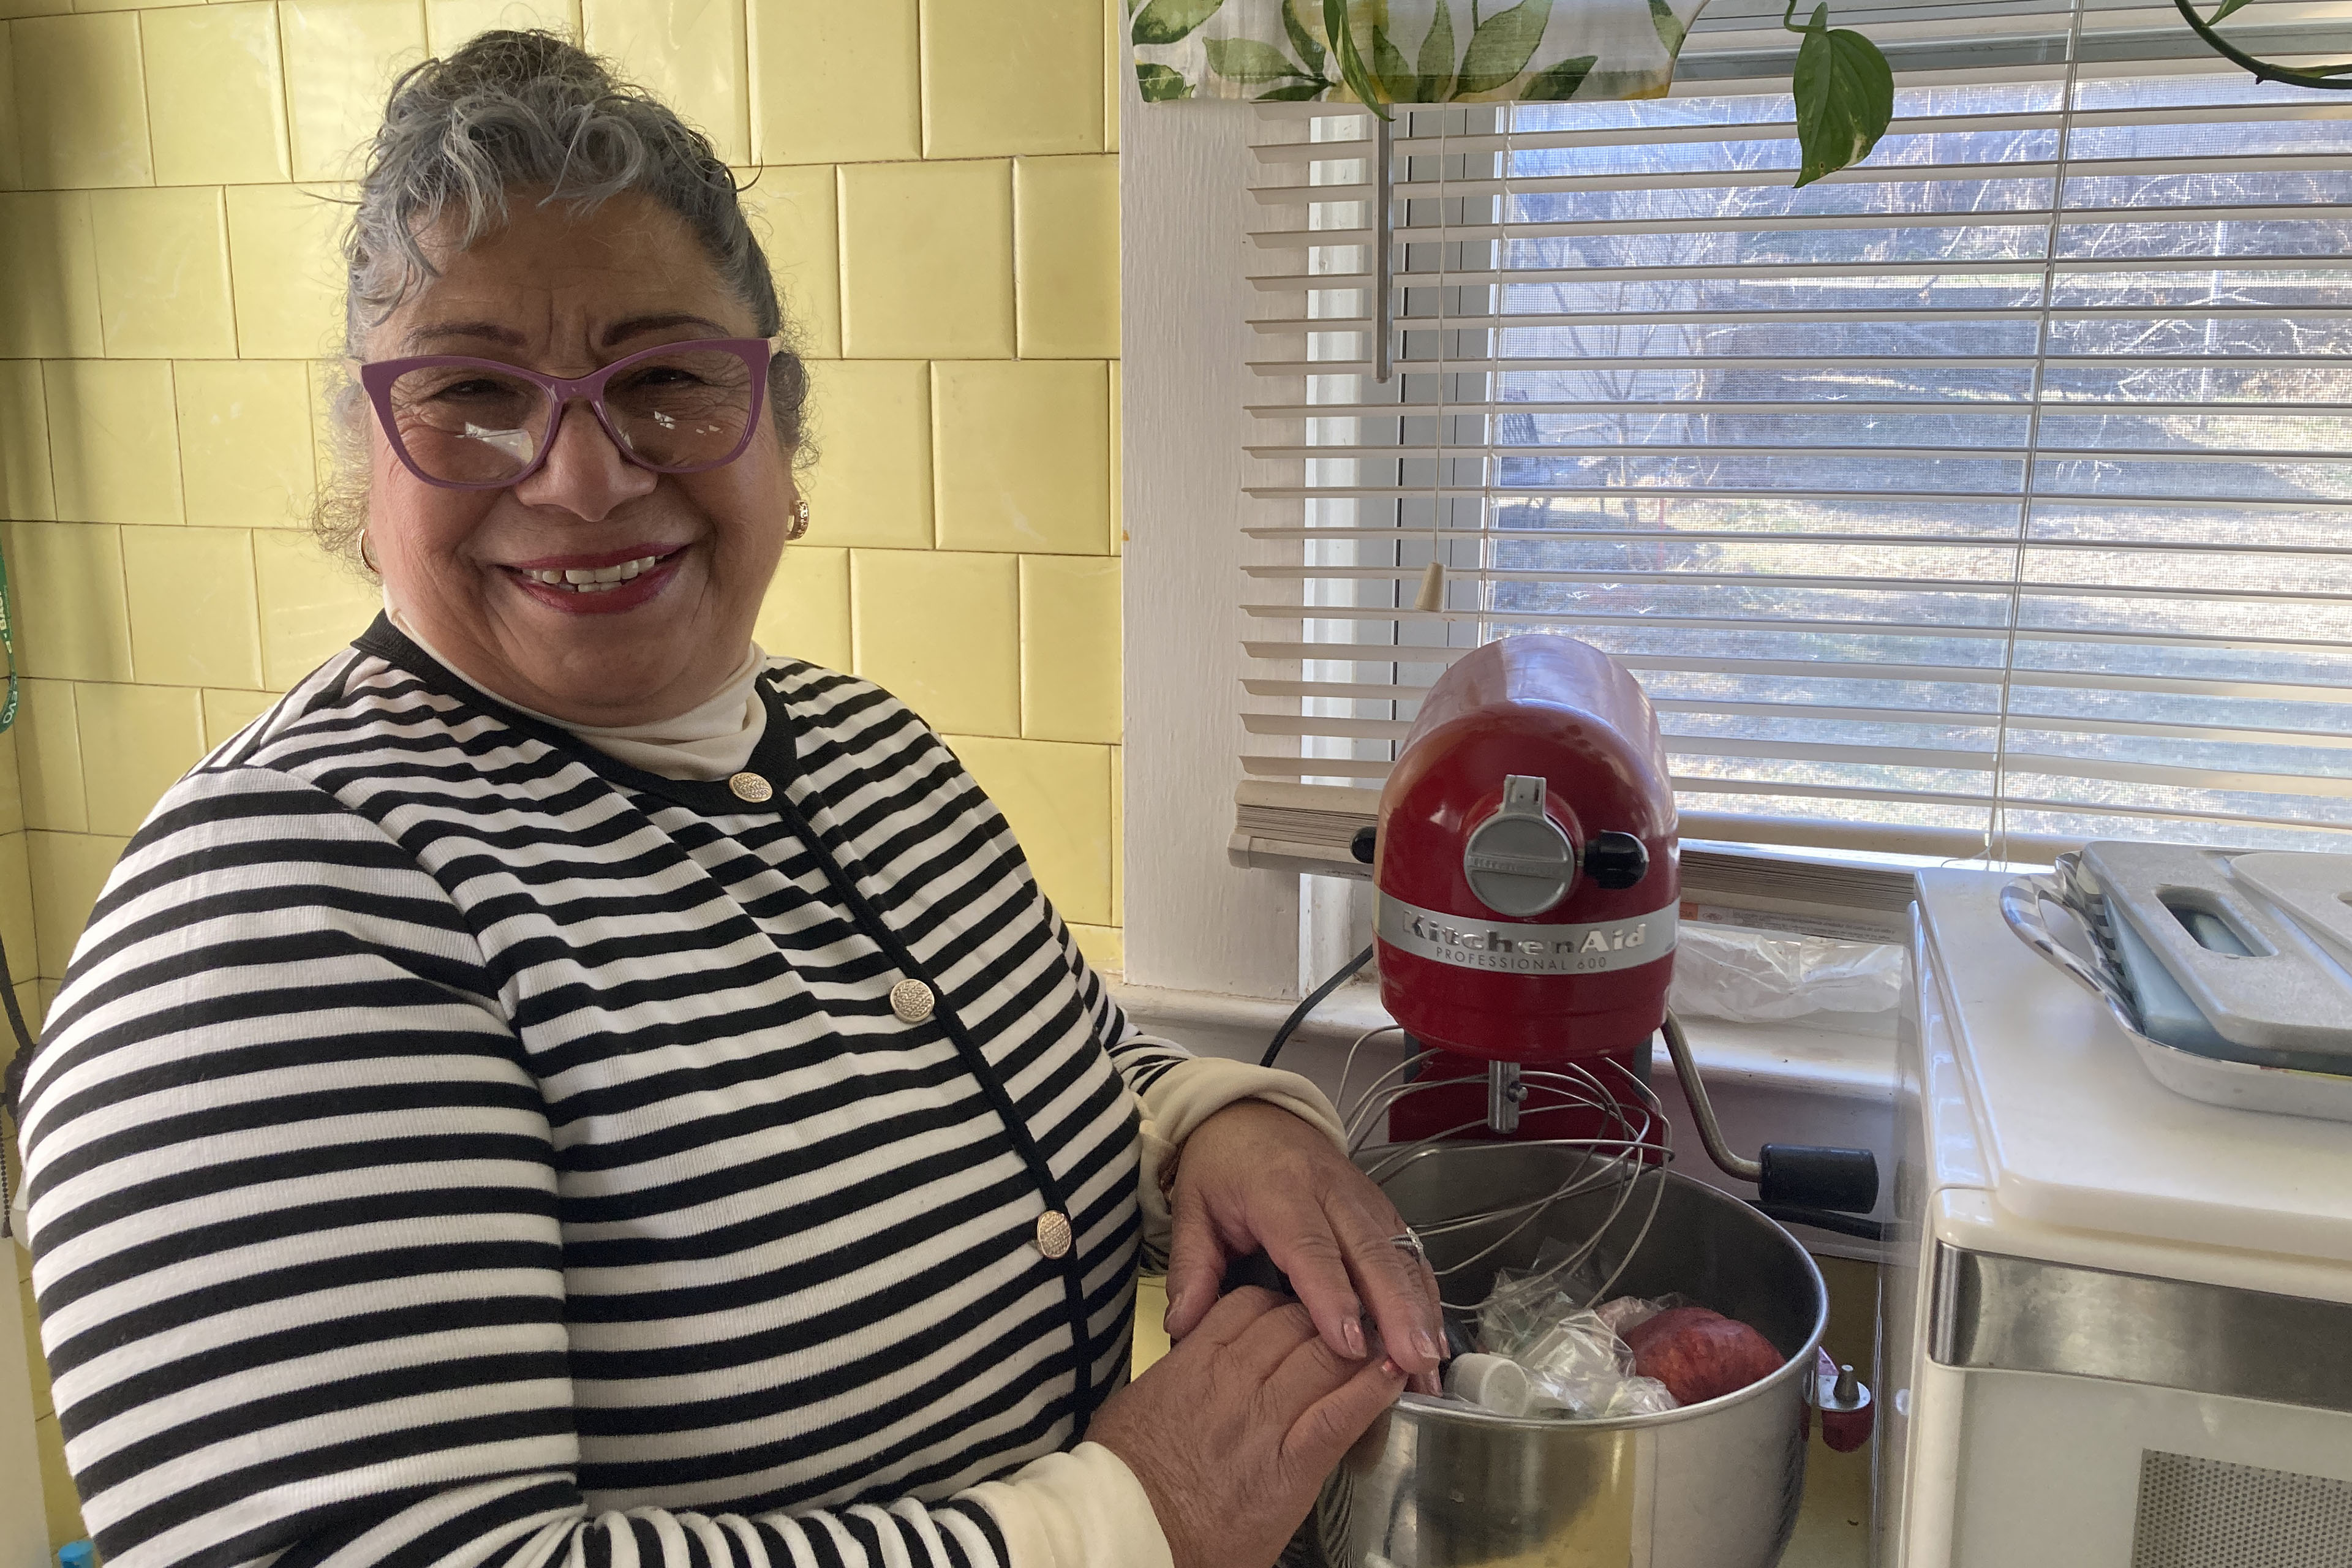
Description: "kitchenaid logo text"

(1376, 893), (1678, 976)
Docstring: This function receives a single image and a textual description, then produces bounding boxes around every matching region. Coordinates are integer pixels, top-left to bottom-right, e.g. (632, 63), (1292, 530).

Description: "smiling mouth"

(513, 549), (682, 594)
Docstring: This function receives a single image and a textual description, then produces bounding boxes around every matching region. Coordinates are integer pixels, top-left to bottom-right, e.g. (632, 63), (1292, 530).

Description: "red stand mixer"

(1359, 635), (1879, 1233)
(1303, 638), (1878, 1568)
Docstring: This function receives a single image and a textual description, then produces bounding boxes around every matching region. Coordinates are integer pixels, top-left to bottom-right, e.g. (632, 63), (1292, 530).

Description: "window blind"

(1234, 7), (2352, 874)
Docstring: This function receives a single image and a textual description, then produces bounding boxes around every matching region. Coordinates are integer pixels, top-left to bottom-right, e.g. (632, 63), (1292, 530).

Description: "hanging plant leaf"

(1522, 51), (1597, 100)
(2209, 0), (2256, 19)
(1282, 0), (1328, 75)
(1207, 35), (1313, 83)
(1456, 0), (1555, 96)
(1258, 79), (1333, 99)
(1324, 0), (1393, 118)
(1649, 0), (1689, 53)
(1136, 62), (1194, 100)
(1416, 1), (1456, 101)
(1791, 2), (1893, 187)
(1131, 0), (1225, 46)
(1371, 24), (1417, 102)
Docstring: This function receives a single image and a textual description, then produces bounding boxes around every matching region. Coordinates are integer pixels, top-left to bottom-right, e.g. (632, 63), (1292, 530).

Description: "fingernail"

(1414, 1329), (1442, 1365)
(1381, 1357), (1401, 1378)
(1343, 1319), (1366, 1359)
(1162, 1289), (1188, 1331)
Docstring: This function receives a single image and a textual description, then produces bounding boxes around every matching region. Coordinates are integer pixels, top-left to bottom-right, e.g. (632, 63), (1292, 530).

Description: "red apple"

(1621, 1306), (1784, 1406)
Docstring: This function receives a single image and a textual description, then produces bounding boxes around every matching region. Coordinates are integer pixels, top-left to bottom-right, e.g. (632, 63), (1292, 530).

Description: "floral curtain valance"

(1131, 0), (1713, 106)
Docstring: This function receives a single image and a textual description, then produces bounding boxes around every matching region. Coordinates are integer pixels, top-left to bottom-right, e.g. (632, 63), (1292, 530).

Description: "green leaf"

(1521, 51), (1596, 100)
(1791, 4), (1892, 187)
(1455, 0), (1555, 96)
(1205, 35), (1311, 83)
(2209, 0), (2255, 18)
(1257, 79), (1333, 99)
(1649, 0), (1689, 54)
(1135, 62), (1194, 100)
(1281, 0), (1327, 75)
(1325, 0), (1392, 118)
(1370, 24), (1416, 102)
(1131, 0), (1225, 46)
(1415, 1), (1456, 101)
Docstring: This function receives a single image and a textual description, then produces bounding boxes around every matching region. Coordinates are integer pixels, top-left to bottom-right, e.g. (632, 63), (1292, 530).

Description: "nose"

(511, 398), (658, 519)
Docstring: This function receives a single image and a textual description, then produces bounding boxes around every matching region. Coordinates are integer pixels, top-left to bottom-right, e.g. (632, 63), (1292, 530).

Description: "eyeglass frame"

(356, 336), (775, 491)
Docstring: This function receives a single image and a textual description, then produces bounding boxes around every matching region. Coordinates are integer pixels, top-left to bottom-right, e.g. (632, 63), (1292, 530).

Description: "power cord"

(1261, 943), (1376, 1069)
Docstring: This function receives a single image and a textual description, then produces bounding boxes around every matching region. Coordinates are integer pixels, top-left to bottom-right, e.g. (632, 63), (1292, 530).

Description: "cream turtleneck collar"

(388, 605), (767, 782)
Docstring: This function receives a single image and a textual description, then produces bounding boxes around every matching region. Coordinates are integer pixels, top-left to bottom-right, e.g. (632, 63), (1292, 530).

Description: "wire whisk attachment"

(1334, 1026), (1674, 1313)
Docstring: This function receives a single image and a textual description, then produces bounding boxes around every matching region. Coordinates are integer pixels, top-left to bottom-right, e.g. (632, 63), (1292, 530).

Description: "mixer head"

(1374, 636), (1681, 1069)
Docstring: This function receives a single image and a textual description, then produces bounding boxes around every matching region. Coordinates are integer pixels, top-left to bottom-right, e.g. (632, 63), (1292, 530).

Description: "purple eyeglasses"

(358, 337), (774, 490)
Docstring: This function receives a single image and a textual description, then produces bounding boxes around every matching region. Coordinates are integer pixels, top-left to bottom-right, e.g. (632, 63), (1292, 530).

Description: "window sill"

(1107, 977), (1898, 1264)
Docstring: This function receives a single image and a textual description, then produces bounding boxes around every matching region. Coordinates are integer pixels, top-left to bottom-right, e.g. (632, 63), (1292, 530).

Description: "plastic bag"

(1667, 922), (1905, 1023)
(1518, 1310), (1677, 1417)
(1474, 1270), (1679, 1418)
(1592, 1294), (1679, 1339)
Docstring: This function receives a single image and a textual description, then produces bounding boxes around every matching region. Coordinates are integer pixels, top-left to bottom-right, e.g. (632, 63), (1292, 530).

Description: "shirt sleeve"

(15, 767), (1153, 1568)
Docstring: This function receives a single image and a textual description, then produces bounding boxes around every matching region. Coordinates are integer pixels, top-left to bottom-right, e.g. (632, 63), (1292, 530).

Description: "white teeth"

(524, 554), (666, 592)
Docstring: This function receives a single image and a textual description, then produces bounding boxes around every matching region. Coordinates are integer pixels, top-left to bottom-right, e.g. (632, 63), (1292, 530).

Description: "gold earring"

(788, 499), (810, 541)
(359, 530), (380, 575)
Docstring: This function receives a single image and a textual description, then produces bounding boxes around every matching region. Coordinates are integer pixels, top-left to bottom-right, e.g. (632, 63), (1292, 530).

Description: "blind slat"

(1239, 64), (2352, 864)
(1255, 603), (2352, 652)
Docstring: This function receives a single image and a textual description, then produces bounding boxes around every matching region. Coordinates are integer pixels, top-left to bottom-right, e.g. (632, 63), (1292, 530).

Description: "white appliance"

(1880, 869), (2352, 1568)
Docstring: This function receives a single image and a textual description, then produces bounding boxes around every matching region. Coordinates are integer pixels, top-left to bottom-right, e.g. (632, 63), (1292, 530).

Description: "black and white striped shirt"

(21, 618), (1202, 1568)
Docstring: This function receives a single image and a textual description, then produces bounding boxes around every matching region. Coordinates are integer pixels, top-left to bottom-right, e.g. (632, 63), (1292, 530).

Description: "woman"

(13, 32), (1442, 1568)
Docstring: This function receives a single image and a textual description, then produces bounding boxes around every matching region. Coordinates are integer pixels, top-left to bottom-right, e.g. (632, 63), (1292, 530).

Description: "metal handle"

(1660, 1009), (1762, 1183)
(1999, 876), (2130, 1013)
(1662, 1011), (1880, 1214)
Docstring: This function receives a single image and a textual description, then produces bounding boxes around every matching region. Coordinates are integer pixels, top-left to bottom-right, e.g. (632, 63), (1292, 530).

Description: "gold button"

(728, 771), (774, 804)
(1035, 1210), (1072, 1259)
(889, 978), (935, 1023)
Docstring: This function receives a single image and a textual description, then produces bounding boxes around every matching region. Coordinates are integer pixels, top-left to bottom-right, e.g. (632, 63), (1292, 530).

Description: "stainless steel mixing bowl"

(1313, 1148), (1827, 1568)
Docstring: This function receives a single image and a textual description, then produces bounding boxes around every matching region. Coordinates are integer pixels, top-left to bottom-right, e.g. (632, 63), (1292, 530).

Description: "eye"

(618, 364), (709, 392)
(431, 377), (511, 400)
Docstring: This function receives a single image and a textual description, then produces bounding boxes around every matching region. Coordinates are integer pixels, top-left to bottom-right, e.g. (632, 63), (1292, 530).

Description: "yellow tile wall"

(0, 2), (1125, 1544)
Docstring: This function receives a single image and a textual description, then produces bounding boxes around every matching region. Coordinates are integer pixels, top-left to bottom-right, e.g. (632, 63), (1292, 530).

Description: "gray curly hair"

(315, 29), (810, 563)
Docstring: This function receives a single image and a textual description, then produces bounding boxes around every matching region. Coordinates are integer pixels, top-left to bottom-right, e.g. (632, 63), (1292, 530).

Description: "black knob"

(1349, 824), (1378, 865)
(1582, 831), (1648, 889)
(1758, 1145), (1880, 1215)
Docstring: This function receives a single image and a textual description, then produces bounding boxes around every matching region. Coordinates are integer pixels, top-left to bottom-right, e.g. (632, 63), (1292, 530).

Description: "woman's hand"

(1091, 1286), (1406, 1568)
(1162, 1101), (1446, 1388)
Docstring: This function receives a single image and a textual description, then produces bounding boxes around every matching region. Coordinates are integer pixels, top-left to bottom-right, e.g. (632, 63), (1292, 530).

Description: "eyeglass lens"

(386, 345), (760, 484)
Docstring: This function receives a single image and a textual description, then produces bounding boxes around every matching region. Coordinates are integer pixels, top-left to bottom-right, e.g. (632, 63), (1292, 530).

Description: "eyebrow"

(605, 313), (734, 347)
(402, 320), (528, 352)
(399, 314), (738, 354)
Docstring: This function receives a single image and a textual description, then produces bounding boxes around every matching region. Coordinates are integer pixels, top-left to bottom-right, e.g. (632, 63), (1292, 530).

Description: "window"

(1234, 36), (2352, 874)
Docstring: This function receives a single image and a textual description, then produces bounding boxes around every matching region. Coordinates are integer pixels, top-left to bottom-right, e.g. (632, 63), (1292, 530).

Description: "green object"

(1134, 0), (1709, 110)
(1136, 0), (2352, 183)
(1789, 0), (1894, 188)
(0, 538), (17, 735)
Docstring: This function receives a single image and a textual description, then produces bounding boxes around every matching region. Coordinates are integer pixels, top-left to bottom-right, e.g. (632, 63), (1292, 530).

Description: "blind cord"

(1414, 109), (1452, 614)
(1987, 0), (2090, 867)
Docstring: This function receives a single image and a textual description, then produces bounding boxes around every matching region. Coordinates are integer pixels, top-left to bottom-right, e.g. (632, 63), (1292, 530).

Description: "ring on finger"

(1389, 1228), (1426, 1264)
